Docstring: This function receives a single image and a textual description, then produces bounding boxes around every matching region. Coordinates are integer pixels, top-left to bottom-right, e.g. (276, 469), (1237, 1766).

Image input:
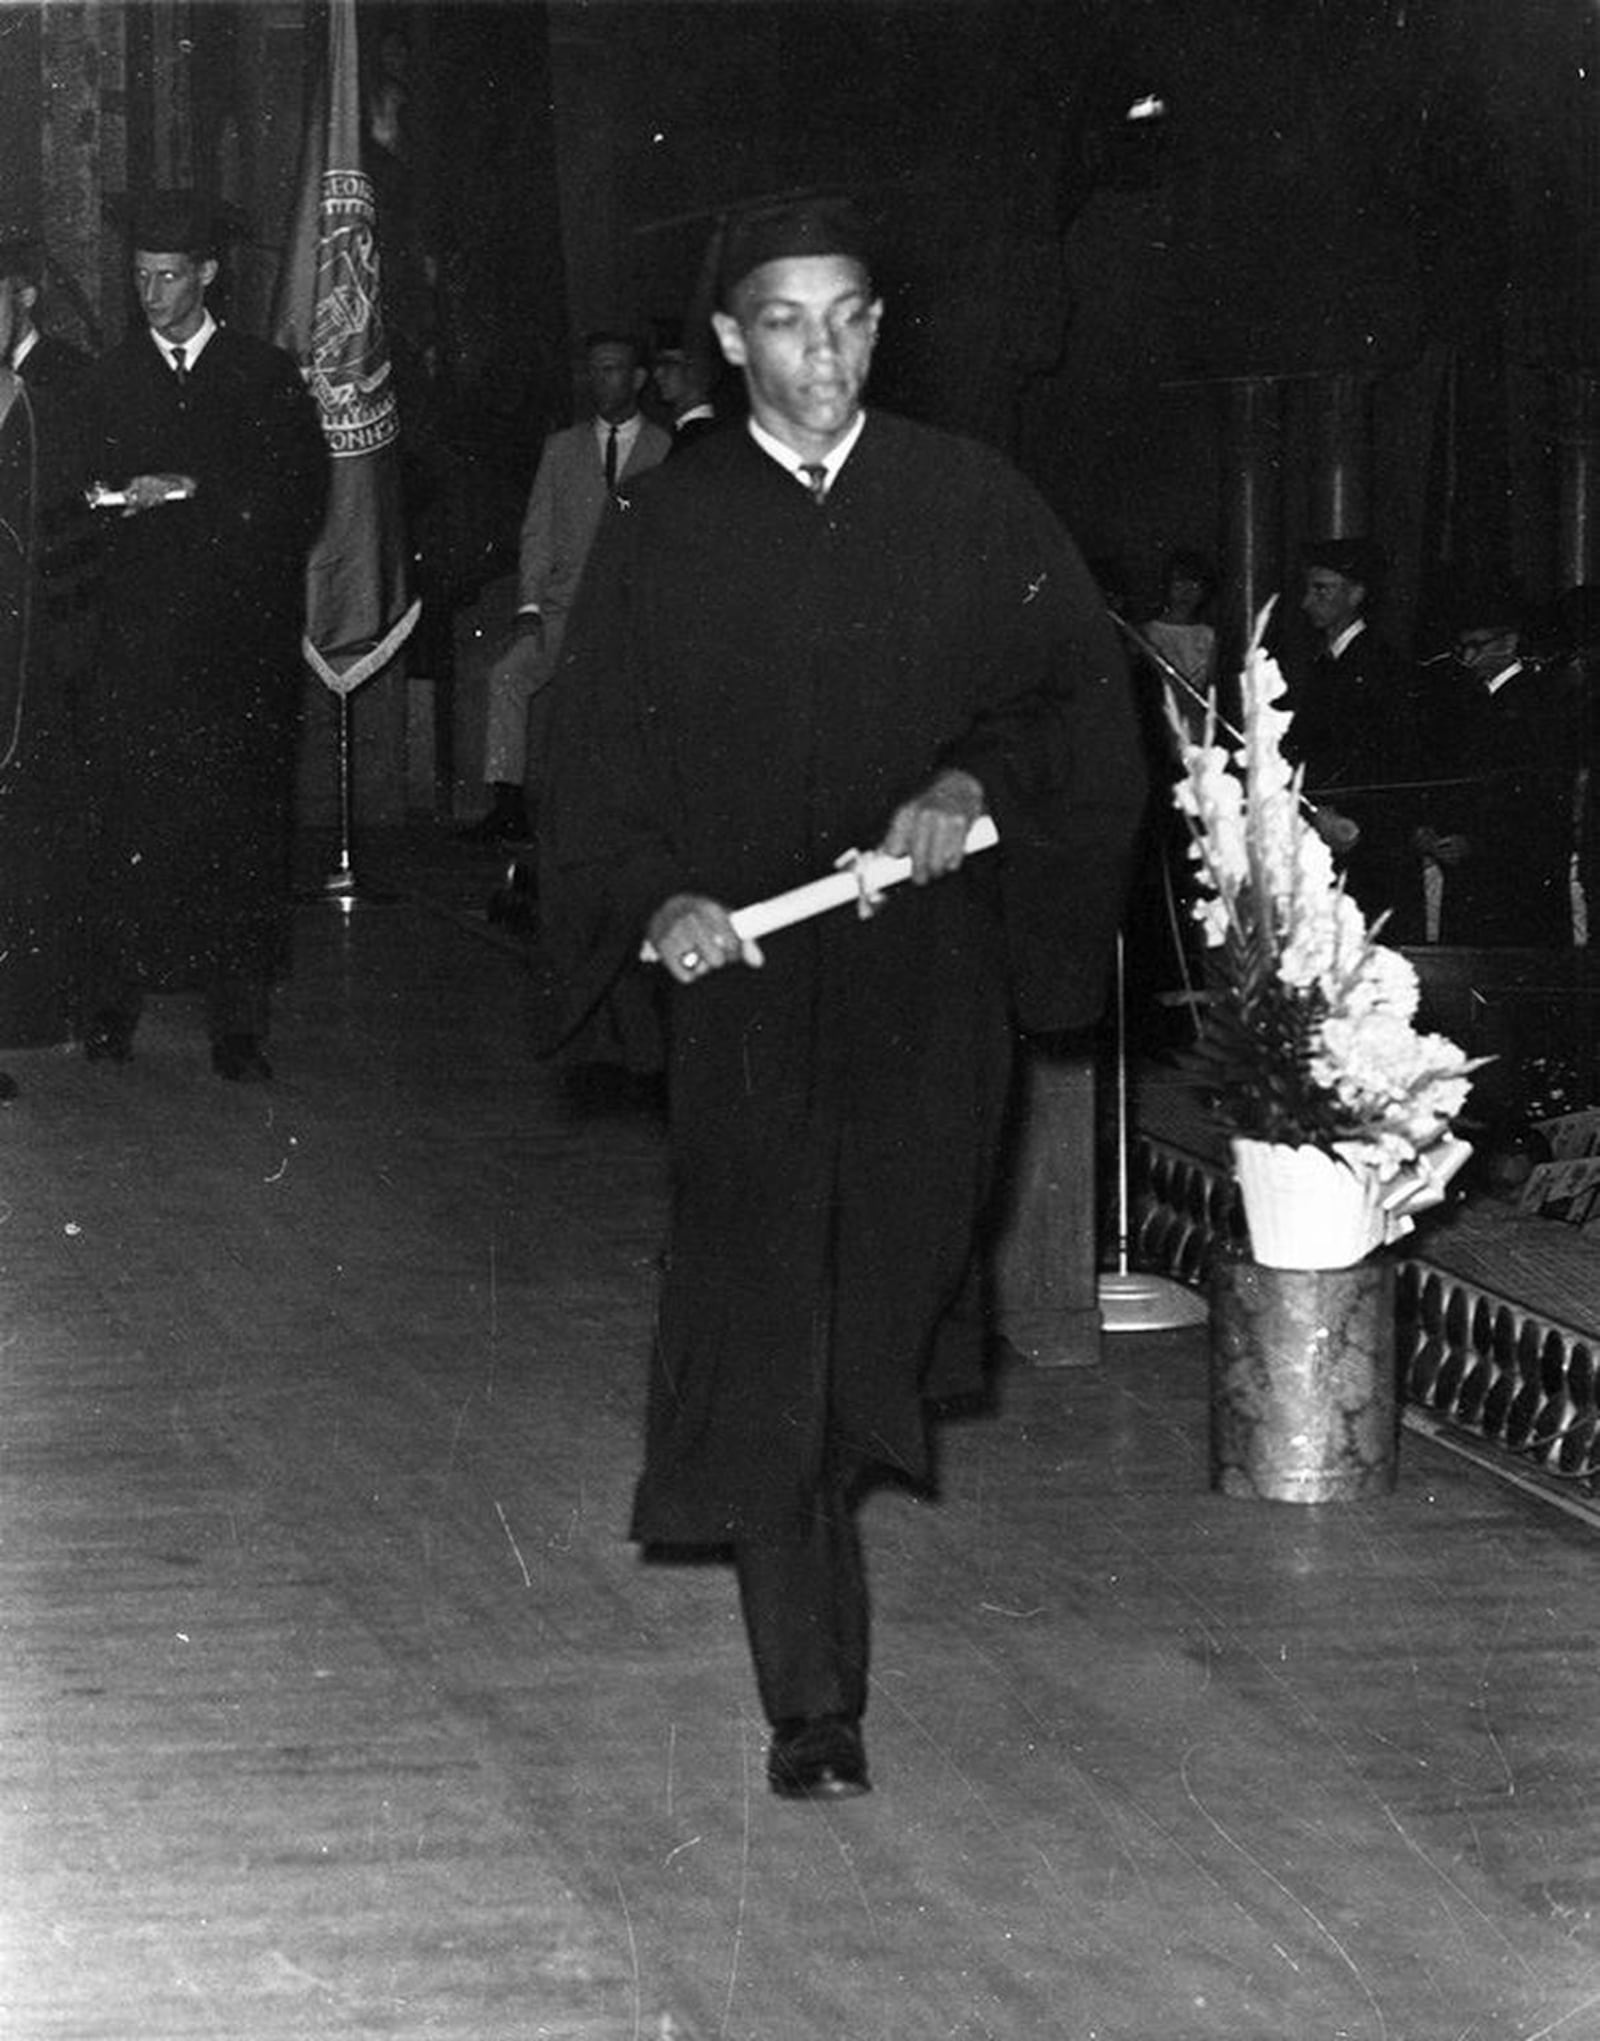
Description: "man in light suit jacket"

(468, 333), (671, 843)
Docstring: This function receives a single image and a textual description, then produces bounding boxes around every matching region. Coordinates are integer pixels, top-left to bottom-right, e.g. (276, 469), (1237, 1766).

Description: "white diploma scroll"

(85, 482), (194, 510)
(640, 814), (999, 961)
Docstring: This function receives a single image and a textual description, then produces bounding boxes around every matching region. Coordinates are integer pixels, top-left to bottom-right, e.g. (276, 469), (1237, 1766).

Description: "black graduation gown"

(0, 372), (85, 1044)
(77, 327), (327, 993)
(1283, 627), (1428, 936)
(543, 413), (1146, 1544)
(1417, 666), (1581, 947)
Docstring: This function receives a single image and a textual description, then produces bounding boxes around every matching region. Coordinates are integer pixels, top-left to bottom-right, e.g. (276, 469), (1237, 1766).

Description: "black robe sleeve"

(933, 458), (1147, 1031)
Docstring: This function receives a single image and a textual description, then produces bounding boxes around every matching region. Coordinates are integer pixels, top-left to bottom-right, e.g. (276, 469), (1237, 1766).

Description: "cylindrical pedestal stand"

(1209, 1256), (1397, 1503)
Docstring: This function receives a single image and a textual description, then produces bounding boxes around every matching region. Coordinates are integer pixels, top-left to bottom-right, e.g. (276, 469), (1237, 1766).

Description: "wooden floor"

(5, 848), (1600, 2041)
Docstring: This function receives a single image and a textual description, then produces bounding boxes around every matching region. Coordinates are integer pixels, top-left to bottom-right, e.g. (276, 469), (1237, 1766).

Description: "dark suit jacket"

(1284, 621), (1425, 932)
(668, 407), (722, 453)
(14, 333), (91, 398)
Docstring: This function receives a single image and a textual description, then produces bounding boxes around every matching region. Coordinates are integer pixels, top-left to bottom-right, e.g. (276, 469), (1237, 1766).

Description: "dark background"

(2, 0), (1595, 735)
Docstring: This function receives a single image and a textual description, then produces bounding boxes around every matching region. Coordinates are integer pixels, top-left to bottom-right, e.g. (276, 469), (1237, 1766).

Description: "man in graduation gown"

(0, 292), (30, 1098)
(541, 196), (1147, 1799)
(76, 191), (327, 1079)
(1283, 537), (1427, 937)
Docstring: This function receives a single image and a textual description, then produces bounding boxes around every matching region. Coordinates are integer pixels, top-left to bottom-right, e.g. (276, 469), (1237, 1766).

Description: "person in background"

(651, 331), (721, 450)
(466, 332), (671, 845)
(0, 273), (29, 1098)
(0, 235), (98, 712)
(1124, 549), (1221, 1048)
(539, 194), (1146, 1801)
(1142, 546), (1218, 698)
(75, 189), (327, 1081)
(1284, 535), (1424, 935)
(0, 235), (93, 1080)
(1, 237), (92, 396)
(1412, 582), (1585, 948)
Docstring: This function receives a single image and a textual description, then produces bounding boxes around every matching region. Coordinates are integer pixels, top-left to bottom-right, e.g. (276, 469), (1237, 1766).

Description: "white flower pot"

(1230, 1137), (1386, 1270)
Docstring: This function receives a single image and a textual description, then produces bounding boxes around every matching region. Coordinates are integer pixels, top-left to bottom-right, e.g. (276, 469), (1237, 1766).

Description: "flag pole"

(275, 0), (419, 907)
(323, 690), (359, 901)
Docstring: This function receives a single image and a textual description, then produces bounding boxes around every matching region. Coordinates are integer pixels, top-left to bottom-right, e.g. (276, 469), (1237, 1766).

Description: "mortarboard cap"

(117, 189), (242, 259)
(1302, 535), (1386, 593)
(714, 192), (874, 309)
(1448, 569), (1530, 636)
(649, 317), (686, 362)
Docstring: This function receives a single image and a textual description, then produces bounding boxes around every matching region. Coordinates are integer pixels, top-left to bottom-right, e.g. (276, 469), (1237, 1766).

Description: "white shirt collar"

(1326, 617), (1367, 661)
(150, 312), (217, 372)
(747, 408), (867, 496)
(595, 410), (643, 449)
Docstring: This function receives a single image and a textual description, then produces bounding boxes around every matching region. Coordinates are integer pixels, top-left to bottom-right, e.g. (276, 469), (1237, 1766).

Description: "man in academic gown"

(1283, 536), (1427, 936)
(0, 288), (28, 1099)
(1412, 590), (1583, 947)
(75, 191), (327, 1080)
(651, 332), (722, 452)
(0, 241), (93, 1081)
(2, 237), (91, 397)
(541, 196), (1146, 1800)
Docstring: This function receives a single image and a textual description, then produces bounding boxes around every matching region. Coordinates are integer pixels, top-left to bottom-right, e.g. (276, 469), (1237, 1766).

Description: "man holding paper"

(541, 194), (1145, 1800)
(76, 191), (326, 1080)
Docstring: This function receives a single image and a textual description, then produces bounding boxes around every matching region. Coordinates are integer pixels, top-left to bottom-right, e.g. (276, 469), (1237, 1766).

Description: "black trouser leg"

(734, 1486), (869, 1728)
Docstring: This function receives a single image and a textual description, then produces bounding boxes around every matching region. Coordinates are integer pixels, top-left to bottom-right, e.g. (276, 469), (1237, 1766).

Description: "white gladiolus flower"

(1163, 597), (1480, 1179)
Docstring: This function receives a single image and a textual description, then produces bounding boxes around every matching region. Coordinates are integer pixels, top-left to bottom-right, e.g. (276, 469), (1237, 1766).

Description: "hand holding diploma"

(642, 771), (996, 981)
(879, 767), (988, 884)
(647, 893), (766, 984)
(88, 474), (197, 515)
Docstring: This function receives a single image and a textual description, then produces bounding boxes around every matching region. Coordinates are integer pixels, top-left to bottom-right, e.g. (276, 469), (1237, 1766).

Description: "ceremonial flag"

(272, 0), (419, 696)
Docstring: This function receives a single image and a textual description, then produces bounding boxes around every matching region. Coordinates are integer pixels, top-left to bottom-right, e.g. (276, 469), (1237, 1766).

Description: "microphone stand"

(1097, 929), (1208, 1332)
(1097, 610), (1211, 1332)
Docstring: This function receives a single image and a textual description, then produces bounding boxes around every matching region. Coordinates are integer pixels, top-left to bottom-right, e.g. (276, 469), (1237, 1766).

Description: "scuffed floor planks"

(1, 895), (1599, 2039)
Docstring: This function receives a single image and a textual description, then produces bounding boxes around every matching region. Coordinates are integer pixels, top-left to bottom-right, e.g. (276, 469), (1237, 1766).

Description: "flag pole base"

(1099, 1269), (1209, 1333)
(295, 857), (399, 909)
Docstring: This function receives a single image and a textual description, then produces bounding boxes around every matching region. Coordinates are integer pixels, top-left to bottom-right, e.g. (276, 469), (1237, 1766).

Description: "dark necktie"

(171, 344), (187, 385)
(800, 463), (827, 503)
(604, 424), (619, 495)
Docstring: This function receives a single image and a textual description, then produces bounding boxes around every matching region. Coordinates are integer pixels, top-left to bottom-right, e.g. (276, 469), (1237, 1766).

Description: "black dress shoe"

(767, 1716), (871, 1800)
(211, 1034), (273, 1083)
(84, 1010), (136, 1063)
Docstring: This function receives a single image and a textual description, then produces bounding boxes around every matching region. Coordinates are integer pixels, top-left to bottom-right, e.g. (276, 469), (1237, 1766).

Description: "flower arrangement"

(1166, 607), (1481, 1257)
